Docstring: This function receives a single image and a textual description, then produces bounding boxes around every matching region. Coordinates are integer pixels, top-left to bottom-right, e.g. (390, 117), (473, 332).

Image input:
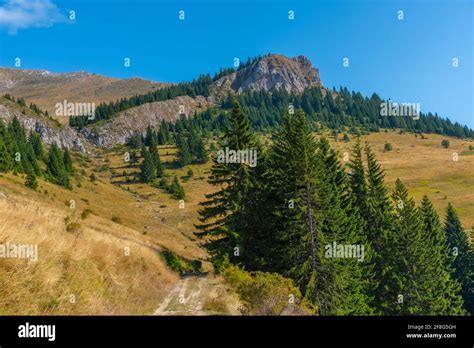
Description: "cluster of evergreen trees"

(130, 126), (187, 200)
(223, 87), (473, 138)
(0, 117), (73, 189)
(159, 175), (185, 200)
(196, 101), (474, 315)
(3, 94), (50, 117)
(175, 115), (208, 166)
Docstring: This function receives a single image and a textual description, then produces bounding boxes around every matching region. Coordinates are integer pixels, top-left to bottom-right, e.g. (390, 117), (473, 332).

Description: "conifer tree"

(145, 125), (154, 146)
(362, 144), (396, 313)
(0, 136), (12, 172)
(444, 203), (474, 314)
(149, 136), (163, 177)
(25, 172), (38, 190)
(195, 137), (208, 163)
(25, 142), (40, 176)
(171, 175), (185, 199)
(140, 146), (155, 183)
(387, 180), (463, 314)
(29, 130), (43, 159)
(196, 100), (258, 264)
(129, 149), (138, 166)
(46, 143), (71, 189)
(176, 132), (192, 167)
(265, 110), (367, 314)
(317, 137), (373, 315)
(419, 196), (465, 314)
(63, 148), (73, 174)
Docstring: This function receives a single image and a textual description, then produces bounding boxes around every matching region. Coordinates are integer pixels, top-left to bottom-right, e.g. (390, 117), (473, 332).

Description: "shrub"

(25, 173), (38, 190)
(111, 216), (122, 224)
(384, 143), (393, 152)
(64, 215), (81, 234)
(222, 265), (314, 315)
(81, 208), (93, 220)
(161, 250), (202, 275)
(441, 139), (450, 148)
(89, 173), (96, 182)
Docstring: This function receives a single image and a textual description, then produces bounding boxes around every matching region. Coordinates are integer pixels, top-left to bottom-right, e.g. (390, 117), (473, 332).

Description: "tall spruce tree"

(444, 203), (474, 314)
(196, 101), (258, 265)
(46, 143), (71, 189)
(63, 148), (73, 174)
(149, 135), (163, 177)
(265, 110), (364, 314)
(29, 130), (43, 159)
(140, 145), (156, 183)
(389, 179), (427, 314)
(317, 137), (373, 314)
(358, 144), (396, 313)
(195, 137), (208, 163)
(176, 131), (192, 167)
(419, 196), (465, 314)
(0, 136), (12, 172)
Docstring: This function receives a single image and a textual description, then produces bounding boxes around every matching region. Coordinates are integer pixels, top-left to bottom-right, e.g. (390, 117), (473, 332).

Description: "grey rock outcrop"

(81, 95), (210, 147)
(0, 104), (86, 152)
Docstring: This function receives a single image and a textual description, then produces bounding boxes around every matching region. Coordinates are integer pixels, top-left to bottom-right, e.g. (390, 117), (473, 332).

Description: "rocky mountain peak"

(229, 54), (322, 93)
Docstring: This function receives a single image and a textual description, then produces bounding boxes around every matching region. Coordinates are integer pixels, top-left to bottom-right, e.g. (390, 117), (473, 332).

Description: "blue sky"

(0, 0), (472, 127)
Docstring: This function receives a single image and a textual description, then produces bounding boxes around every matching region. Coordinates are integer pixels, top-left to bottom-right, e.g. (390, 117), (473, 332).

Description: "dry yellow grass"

(0, 175), (179, 315)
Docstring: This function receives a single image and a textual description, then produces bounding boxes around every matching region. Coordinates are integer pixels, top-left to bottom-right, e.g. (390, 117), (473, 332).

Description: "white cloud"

(0, 0), (65, 34)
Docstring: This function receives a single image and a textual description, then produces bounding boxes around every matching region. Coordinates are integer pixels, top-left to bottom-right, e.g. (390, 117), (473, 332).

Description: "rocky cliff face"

(0, 100), (86, 152)
(213, 54), (322, 94)
(81, 95), (210, 147)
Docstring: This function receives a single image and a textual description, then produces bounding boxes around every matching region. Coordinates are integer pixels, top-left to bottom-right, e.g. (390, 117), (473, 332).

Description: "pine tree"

(176, 132), (192, 167)
(444, 203), (474, 314)
(145, 125), (154, 146)
(149, 136), (163, 177)
(362, 144), (396, 313)
(196, 100), (258, 264)
(0, 136), (12, 172)
(265, 110), (365, 314)
(195, 137), (208, 163)
(419, 196), (465, 314)
(29, 130), (43, 159)
(46, 143), (71, 189)
(25, 142), (40, 176)
(63, 148), (73, 174)
(316, 137), (373, 315)
(129, 149), (138, 166)
(25, 172), (38, 190)
(140, 146), (155, 183)
(171, 175), (185, 199)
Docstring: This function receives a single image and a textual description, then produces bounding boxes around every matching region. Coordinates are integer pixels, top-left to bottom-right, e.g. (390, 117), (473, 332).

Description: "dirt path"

(153, 275), (240, 315)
